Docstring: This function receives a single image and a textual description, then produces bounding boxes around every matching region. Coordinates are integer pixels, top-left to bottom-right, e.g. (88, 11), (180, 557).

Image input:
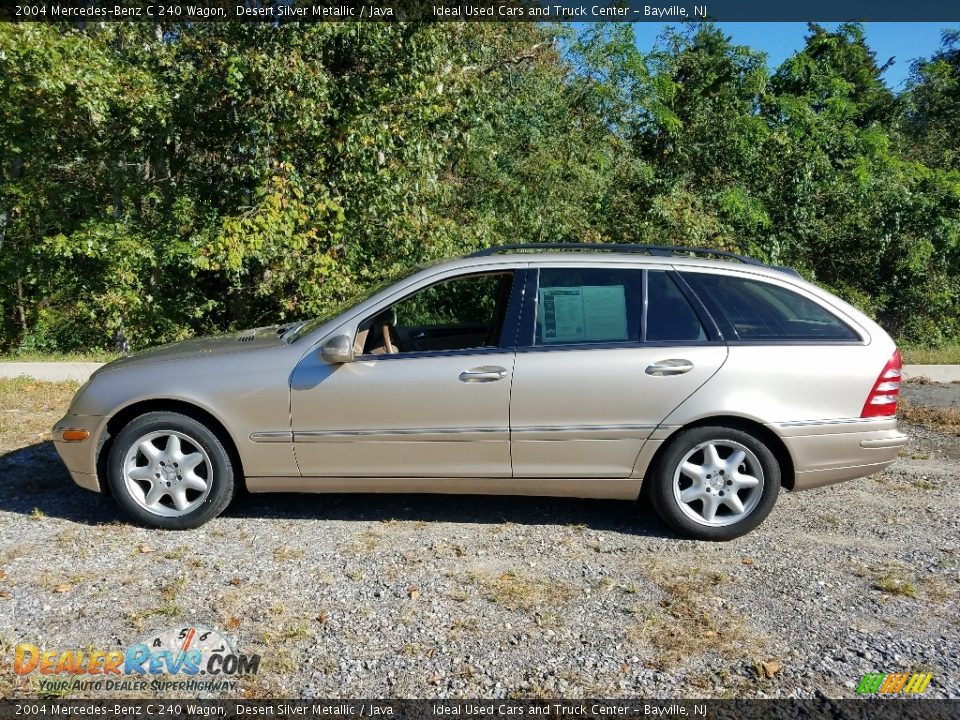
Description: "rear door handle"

(645, 359), (694, 376)
(459, 366), (508, 383)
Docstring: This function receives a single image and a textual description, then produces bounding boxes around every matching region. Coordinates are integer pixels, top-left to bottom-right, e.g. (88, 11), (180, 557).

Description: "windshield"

(282, 266), (423, 343)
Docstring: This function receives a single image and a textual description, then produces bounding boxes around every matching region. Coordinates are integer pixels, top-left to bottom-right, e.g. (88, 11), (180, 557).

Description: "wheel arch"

(644, 415), (796, 492)
(96, 399), (246, 495)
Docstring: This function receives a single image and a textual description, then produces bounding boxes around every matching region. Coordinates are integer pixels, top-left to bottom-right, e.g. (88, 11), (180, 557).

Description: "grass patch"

(632, 565), (748, 666)
(272, 546), (305, 562)
(873, 573), (917, 598)
(535, 610), (561, 629)
(466, 569), (578, 612)
(55, 529), (78, 542)
(397, 643), (419, 657)
(0, 377), (79, 448)
(899, 400), (960, 435)
(922, 578), (956, 604)
(901, 345), (960, 365)
(935, 552), (958, 570)
(240, 672), (286, 699)
(342, 531), (380, 555)
(280, 622), (311, 640)
(0, 350), (120, 363)
(263, 647), (298, 675)
(129, 602), (185, 625)
(159, 576), (186, 601)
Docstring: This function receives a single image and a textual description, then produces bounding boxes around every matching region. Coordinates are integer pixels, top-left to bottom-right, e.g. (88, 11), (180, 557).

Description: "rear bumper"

(791, 460), (901, 490)
(772, 419), (908, 491)
(52, 413), (106, 493)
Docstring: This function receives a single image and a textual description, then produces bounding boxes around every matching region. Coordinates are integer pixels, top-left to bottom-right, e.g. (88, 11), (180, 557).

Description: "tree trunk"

(14, 277), (28, 339)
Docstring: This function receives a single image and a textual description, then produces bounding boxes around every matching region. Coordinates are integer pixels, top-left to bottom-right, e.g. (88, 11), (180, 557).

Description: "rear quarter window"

(685, 273), (860, 342)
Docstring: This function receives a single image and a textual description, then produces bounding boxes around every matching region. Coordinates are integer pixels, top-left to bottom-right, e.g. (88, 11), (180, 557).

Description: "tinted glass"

(690, 273), (858, 341)
(646, 271), (707, 342)
(534, 268), (642, 346)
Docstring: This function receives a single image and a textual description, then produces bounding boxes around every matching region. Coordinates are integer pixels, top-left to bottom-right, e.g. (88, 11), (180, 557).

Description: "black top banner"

(1, 0), (960, 22)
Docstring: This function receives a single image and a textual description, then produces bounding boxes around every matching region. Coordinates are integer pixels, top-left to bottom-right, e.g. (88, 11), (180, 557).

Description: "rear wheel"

(107, 412), (235, 530)
(647, 425), (781, 541)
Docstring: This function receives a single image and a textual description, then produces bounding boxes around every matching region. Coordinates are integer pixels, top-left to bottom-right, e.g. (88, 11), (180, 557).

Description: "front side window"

(356, 272), (514, 355)
(534, 268), (642, 346)
(686, 273), (859, 341)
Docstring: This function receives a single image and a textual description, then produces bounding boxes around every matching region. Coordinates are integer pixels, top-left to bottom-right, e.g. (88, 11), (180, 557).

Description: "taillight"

(861, 349), (902, 418)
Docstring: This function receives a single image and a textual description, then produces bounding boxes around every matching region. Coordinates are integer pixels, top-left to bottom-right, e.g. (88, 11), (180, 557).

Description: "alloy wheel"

(672, 439), (765, 527)
(123, 431), (213, 517)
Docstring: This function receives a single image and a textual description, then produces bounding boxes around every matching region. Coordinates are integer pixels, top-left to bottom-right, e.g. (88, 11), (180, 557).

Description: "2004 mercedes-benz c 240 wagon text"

(53, 244), (907, 540)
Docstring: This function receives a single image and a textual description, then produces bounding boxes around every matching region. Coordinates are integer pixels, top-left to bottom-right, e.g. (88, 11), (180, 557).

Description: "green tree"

(1, 23), (582, 350)
(905, 30), (960, 170)
(766, 23), (960, 341)
(2, 21), (960, 352)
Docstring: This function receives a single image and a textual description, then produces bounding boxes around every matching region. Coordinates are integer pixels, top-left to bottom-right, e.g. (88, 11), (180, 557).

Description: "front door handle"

(459, 366), (508, 383)
(645, 359), (694, 376)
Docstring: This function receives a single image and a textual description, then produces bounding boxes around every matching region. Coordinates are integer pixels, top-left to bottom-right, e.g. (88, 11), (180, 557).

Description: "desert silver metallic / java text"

(672, 439), (764, 527)
(123, 431), (212, 517)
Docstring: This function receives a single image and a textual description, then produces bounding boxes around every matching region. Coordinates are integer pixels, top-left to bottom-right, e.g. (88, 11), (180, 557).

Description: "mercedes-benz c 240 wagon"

(53, 244), (907, 540)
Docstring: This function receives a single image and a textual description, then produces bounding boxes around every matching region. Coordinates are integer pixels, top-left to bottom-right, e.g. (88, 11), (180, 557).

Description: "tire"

(107, 411), (235, 530)
(647, 425), (781, 541)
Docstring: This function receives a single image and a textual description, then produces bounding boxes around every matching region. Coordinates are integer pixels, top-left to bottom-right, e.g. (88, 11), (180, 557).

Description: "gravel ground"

(903, 380), (960, 409)
(0, 379), (957, 699)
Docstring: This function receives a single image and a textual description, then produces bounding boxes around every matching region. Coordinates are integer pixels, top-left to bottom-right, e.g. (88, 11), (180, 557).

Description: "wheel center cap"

(161, 466), (177, 482)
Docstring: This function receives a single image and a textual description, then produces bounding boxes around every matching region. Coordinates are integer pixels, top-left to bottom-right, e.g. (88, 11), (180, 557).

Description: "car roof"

(438, 251), (801, 283)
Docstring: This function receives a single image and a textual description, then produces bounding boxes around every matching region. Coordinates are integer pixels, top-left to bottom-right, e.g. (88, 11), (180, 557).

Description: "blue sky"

(630, 23), (960, 89)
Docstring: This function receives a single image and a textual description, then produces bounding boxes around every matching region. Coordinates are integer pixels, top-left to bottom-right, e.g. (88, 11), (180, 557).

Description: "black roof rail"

(467, 242), (769, 268)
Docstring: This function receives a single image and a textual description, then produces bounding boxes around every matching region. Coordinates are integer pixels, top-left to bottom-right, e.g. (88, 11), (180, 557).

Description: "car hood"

(94, 325), (289, 374)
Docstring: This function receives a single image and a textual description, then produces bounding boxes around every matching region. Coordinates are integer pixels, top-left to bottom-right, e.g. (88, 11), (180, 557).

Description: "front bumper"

(52, 413), (106, 493)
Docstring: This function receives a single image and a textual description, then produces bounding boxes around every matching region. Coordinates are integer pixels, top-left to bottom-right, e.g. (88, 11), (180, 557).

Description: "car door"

(510, 265), (728, 478)
(289, 270), (522, 478)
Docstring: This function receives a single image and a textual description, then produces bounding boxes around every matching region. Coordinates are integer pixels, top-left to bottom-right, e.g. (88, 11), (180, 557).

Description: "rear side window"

(646, 271), (707, 342)
(535, 268), (642, 345)
(687, 273), (859, 341)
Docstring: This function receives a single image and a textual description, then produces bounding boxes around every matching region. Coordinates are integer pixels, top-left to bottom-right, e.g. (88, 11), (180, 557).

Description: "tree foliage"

(1, 21), (958, 351)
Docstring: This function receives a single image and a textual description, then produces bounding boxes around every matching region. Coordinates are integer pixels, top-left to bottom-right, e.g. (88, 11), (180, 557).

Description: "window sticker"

(538, 285), (628, 343)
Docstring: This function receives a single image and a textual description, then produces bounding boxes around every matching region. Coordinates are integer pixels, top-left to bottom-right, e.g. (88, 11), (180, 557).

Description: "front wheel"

(107, 412), (235, 530)
(647, 426), (781, 541)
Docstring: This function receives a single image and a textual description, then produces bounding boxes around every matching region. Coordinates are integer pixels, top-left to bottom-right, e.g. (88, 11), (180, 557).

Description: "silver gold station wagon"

(53, 244), (907, 540)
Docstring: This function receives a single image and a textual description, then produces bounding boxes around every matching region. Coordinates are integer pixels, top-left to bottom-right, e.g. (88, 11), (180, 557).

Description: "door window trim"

(352, 268), (527, 361)
(516, 267), (725, 352)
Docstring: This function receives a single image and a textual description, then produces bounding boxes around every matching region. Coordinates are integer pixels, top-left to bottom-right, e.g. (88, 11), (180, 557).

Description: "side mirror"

(320, 335), (355, 364)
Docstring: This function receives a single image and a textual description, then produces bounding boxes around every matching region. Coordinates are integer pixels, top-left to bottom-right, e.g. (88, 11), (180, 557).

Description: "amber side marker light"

(61, 429), (89, 442)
